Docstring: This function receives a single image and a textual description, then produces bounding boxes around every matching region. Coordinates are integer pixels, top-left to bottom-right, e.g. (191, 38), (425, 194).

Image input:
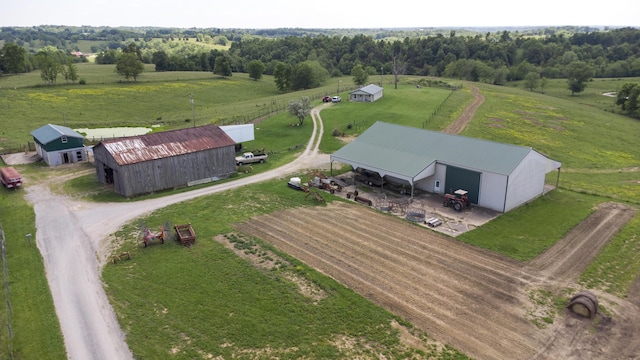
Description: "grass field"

(101, 181), (468, 359)
(0, 64), (639, 359)
(0, 63), (353, 151)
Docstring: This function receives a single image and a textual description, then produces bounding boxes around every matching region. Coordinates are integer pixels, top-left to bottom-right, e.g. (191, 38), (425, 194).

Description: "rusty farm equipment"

(307, 171), (344, 194)
(443, 189), (471, 212)
(141, 222), (171, 247)
(174, 223), (196, 247)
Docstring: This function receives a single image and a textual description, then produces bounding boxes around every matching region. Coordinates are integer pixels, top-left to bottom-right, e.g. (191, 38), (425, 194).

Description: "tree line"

(1, 26), (639, 115)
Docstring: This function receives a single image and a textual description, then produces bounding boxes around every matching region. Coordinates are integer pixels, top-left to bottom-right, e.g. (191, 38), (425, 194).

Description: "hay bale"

(567, 291), (598, 319)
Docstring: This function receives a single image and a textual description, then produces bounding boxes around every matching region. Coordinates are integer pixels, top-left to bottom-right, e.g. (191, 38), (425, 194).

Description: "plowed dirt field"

(236, 201), (640, 360)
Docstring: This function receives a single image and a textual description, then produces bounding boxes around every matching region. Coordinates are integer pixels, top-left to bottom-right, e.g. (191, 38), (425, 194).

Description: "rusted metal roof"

(97, 124), (236, 166)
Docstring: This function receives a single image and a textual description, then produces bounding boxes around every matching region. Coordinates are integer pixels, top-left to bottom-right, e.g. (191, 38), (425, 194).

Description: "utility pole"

(190, 93), (195, 128)
(380, 66), (383, 87)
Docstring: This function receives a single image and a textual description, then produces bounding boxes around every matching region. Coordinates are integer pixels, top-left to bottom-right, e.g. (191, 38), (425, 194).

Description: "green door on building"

(444, 166), (480, 204)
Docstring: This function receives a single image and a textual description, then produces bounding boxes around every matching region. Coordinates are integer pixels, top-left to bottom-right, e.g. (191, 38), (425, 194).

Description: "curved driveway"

(26, 103), (329, 359)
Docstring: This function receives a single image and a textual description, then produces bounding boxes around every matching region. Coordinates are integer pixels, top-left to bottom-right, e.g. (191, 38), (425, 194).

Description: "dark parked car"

(322, 96), (332, 102)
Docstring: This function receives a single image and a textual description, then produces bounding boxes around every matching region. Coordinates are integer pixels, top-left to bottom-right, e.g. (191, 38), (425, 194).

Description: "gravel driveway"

(24, 104), (330, 359)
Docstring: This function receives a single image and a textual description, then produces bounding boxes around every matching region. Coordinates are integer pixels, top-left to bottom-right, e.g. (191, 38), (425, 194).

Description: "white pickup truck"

(235, 152), (268, 166)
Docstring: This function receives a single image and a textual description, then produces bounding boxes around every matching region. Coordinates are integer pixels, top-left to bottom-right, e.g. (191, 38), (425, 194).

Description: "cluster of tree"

(0, 42), (81, 83)
(616, 83), (640, 118)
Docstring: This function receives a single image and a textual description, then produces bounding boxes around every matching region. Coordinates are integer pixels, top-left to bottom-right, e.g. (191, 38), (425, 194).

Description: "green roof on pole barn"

(330, 121), (540, 178)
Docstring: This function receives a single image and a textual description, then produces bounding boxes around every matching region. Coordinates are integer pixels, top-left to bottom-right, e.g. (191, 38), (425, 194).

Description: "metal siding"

(504, 151), (550, 212)
(109, 146), (235, 197)
(478, 172), (508, 212)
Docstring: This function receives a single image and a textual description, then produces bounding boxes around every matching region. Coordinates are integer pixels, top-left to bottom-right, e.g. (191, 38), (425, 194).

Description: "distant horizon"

(2, 0), (639, 30)
(2, 24), (637, 31)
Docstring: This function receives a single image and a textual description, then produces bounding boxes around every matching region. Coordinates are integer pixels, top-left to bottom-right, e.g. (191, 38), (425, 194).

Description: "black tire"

(454, 202), (463, 211)
(238, 162), (243, 166)
(259, 159), (264, 163)
(443, 201), (449, 207)
(143, 241), (147, 248)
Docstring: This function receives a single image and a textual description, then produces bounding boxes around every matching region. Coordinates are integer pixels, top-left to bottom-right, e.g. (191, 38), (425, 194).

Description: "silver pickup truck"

(235, 152), (268, 166)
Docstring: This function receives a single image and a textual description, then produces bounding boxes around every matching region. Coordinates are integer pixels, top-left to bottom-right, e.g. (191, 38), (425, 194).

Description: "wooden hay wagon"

(174, 223), (196, 247)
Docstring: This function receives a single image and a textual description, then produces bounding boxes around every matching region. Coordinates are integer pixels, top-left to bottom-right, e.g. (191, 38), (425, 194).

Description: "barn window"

(61, 135), (68, 143)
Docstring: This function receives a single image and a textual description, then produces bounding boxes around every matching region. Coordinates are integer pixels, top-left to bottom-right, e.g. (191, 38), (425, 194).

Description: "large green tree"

(35, 46), (65, 84)
(2, 42), (27, 74)
(566, 61), (594, 95)
(273, 62), (292, 92)
(616, 83), (640, 117)
(286, 96), (312, 126)
(524, 72), (540, 92)
(291, 61), (328, 90)
(61, 57), (79, 83)
(115, 52), (144, 81)
(213, 54), (232, 78)
(247, 59), (265, 81)
(351, 64), (368, 86)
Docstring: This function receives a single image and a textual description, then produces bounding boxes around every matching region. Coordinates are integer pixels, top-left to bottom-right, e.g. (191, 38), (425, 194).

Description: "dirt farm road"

(17, 88), (640, 359)
(23, 104), (330, 359)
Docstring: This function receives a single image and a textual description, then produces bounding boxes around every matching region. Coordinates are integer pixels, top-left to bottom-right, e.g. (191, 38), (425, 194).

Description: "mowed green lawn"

(0, 66), (639, 359)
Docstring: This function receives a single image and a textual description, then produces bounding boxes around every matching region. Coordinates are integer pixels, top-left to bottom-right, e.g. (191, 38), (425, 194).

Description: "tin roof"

(350, 84), (383, 95)
(31, 124), (84, 145)
(331, 121), (560, 178)
(96, 124), (236, 166)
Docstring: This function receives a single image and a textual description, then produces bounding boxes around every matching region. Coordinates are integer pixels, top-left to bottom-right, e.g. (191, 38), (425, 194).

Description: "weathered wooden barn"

(349, 84), (384, 102)
(93, 124), (236, 197)
(330, 122), (561, 213)
(30, 124), (87, 166)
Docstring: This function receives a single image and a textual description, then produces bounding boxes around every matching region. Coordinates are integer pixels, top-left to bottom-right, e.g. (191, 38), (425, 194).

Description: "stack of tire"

(567, 290), (599, 319)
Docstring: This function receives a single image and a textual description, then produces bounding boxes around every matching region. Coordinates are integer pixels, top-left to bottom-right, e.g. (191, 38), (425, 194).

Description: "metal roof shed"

(330, 122), (561, 212)
(349, 84), (384, 102)
(93, 124), (237, 197)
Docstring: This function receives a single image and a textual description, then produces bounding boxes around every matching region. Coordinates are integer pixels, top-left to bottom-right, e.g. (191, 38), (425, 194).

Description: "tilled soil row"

(237, 202), (545, 359)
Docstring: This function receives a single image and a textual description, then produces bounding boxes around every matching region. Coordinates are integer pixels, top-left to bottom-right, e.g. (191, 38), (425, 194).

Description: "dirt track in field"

(236, 201), (640, 360)
(443, 85), (485, 135)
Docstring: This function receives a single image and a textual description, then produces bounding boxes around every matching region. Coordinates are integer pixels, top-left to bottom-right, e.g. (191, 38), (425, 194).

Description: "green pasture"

(102, 180), (467, 359)
(0, 183), (65, 359)
(511, 77), (640, 113)
(318, 84), (460, 153)
(0, 63), (354, 152)
(1, 69), (639, 359)
(459, 82), (640, 203)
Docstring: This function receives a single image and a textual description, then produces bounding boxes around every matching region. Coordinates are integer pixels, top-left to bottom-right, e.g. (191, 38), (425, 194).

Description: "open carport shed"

(330, 122), (561, 213)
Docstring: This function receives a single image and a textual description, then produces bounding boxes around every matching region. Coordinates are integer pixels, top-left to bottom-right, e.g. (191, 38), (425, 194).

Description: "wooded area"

(1, 26), (639, 114)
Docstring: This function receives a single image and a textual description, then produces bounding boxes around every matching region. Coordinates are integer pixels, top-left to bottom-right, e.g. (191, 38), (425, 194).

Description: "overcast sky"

(2, 0), (639, 29)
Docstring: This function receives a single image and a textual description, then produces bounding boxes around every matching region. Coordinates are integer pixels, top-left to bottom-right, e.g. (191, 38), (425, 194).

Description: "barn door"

(444, 166), (480, 204)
